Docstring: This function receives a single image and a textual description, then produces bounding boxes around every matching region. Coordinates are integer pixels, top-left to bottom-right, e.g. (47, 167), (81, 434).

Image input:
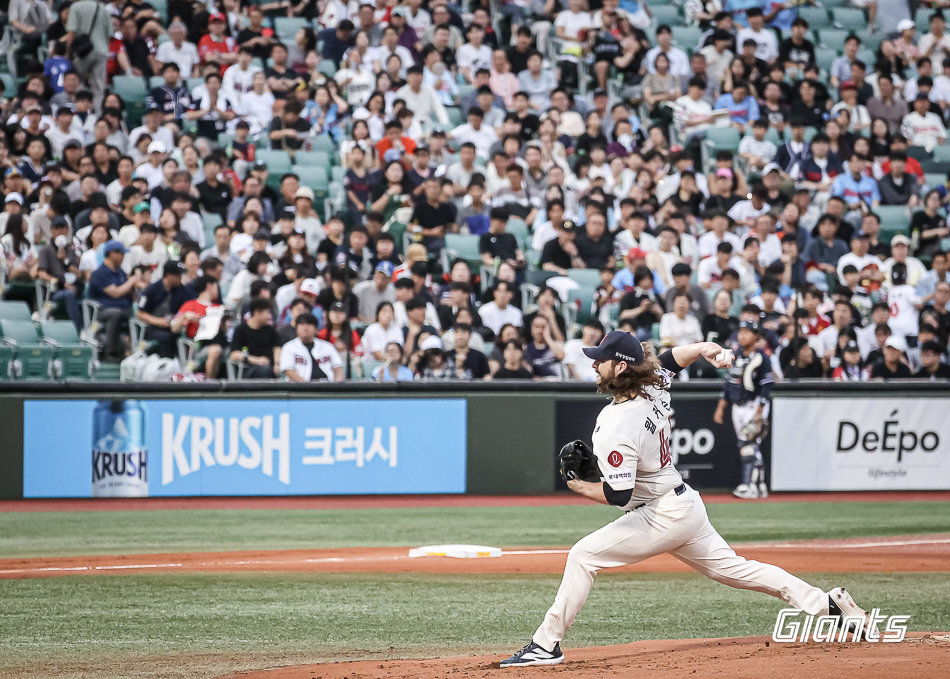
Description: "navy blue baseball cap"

(738, 320), (761, 334)
(582, 330), (644, 365)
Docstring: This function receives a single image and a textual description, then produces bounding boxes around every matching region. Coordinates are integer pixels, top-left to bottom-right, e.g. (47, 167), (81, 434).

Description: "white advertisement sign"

(772, 397), (950, 491)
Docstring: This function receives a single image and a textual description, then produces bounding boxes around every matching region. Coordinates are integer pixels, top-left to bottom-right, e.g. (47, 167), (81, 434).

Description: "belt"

(628, 483), (687, 512)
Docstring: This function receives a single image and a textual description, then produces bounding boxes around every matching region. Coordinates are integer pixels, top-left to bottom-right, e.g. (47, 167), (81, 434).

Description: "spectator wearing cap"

(663, 262), (709, 322)
(870, 335), (912, 379)
(198, 12), (238, 75)
(901, 92), (947, 151)
(280, 312), (345, 383)
(229, 297), (281, 379)
(136, 260), (195, 358)
(36, 217), (82, 328)
(882, 234), (927, 287)
(357, 262), (396, 323)
(915, 340), (950, 379)
(88, 240), (144, 361)
(540, 219), (585, 275)
(132, 141), (168, 191)
(659, 291), (703, 349)
(318, 300), (364, 361)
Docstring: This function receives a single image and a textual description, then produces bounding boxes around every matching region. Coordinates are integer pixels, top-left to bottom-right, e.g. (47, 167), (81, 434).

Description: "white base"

(408, 544), (502, 559)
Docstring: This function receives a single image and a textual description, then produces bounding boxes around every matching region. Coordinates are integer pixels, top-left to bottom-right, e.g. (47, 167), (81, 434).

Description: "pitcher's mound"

(222, 632), (950, 678)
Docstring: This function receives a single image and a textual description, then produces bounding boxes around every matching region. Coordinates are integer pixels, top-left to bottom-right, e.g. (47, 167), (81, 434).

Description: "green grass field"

(1, 500), (948, 679)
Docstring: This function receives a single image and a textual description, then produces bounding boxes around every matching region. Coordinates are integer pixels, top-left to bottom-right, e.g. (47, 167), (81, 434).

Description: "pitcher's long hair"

(596, 342), (666, 400)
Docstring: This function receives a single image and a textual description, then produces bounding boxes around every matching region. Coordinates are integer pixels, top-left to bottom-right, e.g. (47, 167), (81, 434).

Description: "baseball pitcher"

(714, 319), (774, 499)
(500, 331), (875, 667)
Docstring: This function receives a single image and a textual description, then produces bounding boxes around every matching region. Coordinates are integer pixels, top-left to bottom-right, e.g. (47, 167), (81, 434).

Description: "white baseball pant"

(533, 486), (827, 652)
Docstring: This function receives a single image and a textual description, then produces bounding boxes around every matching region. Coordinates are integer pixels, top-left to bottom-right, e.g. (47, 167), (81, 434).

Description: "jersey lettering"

(659, 430), (671, 468)
(607, 450), (623, 467)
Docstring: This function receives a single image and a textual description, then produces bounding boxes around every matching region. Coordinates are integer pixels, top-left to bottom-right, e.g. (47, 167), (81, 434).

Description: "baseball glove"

(559, 440), (600, 482)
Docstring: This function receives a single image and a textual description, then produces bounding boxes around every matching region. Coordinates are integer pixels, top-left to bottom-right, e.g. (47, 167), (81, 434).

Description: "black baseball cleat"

(827, 586), (879, 640)
(499, 640), (564, 667)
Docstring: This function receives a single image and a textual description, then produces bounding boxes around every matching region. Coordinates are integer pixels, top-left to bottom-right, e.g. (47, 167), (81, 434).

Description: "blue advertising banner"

(23, 399), (467, 497)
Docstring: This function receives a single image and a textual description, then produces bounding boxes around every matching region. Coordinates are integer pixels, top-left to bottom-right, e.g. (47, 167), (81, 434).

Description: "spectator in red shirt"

(799, 286), (831, 335)
(170, 275), (226, 377)
(198, 14), (238, 76)
(317, 300), (364, 363)
(376, 119), (416, 168)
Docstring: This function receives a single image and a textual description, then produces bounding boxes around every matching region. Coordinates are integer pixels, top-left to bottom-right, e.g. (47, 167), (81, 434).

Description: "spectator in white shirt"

(155, 21), (200, 78)
(645, 25), (691, 78)
(456, 23), (493, 83)
(698, 208), (742, 259)
(674, 76), (716, 139)
(396, 64), (449, 127)
(562, 319), (605, 382)
(362, 301), (405, 361)
(920, 12), (950, 66)
(901, 92), (947, 151)
(736, 7), (778, 63)
(478, 280), (523, 336)
(753, 213), (783, 268)
(222, 47), (262, 113)
(659, 291), (704, 348)
(450, 107), (499, 159)
(738, 119), (777, 172)
(280, 313), (345, 382)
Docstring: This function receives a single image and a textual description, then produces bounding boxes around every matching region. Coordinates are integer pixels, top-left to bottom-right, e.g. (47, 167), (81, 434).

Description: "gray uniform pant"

(71, 52), (107, 113)
(533, 486), (827, 651)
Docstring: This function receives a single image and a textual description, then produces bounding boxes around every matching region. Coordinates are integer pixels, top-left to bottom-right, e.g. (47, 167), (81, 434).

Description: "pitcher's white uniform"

(532, 367), (827, 652)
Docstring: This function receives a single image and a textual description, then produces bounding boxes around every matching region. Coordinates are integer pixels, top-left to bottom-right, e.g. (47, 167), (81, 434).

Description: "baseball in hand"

(713, 349), (734, 367)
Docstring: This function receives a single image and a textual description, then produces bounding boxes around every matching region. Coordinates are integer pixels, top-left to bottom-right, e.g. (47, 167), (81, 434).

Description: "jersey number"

(659, 430), (672, 468)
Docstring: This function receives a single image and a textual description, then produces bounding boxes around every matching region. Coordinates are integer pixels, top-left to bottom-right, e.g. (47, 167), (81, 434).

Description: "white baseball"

(715, 349), (733, 366)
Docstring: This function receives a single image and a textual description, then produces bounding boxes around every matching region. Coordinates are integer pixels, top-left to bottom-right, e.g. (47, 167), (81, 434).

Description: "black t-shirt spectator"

(870, 360), (912, 379)
(318, 28), (355, 66)
(236, 28), (272, 60)
(230, 322), (280, 360)
(138, 281), (194, 319)
(480, 232), (518, 261)
(268, 115), (312, 150)
(910, 211), (947, 254)
(197, 179), (233, 219)
(702, 314), (739, 346)
(619, 289), (662, 329)
(540, 238), (573, 270)
(447, 348), (491, 378)
(575, 231), (613, 269)
(411, 200), (456, 230)
(124, 36), (154, 78)
(493, 365), (534, 379)
(788, 98), (826, 128)
(778, 38), (815, 67)
(916, 363), (950, 379)
(506, 46), (530, 75)
(264, 66), (303, 100)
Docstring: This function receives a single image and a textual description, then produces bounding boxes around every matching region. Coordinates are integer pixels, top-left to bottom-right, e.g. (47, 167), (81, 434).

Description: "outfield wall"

(0, 381), (947, 499)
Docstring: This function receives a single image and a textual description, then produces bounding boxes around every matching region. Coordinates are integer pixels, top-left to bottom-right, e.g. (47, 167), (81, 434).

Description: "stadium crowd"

(1, 0), (949, 382)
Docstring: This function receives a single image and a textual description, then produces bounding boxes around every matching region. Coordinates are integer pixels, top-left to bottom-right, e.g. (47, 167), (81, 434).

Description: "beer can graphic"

(91, 400), (149, 497)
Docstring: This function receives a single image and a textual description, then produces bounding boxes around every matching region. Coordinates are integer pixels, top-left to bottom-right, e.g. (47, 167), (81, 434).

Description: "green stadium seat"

(831, 7), (866, 30)
(308, 136), (337, 154)
(876, 206), (912, 244)
(151, 0), (167, 21)
(149, 75), (164, 89)
(906, 145), (931, 162)
(331, 165), (345, 183)
(565, 287), (596, 328)
(933, 145), (950, 164)
(444, 233), (482, 268)
(256, 149), (293, 173)
(650, 5), (680, 26)
(798, 7), (831, 29)
(506, 217), (529, 251)
(202, 211), (223, 245)
(40, 320), (96, 379)
(112, 75), (148, 126)
(925, 173), (946, 190)
(566, 268), (601, 290)
(294, 165), (329, 194)
(921, 159), (950, 174)
(915, 8), (932, 32)
(701, 126), (741, 171)
(817, 28), (850, 48)
(0, 300), (31, 321)
(0, 74), (15, 96)
(0, 320), (54, 379)
(821, 0), (849, 8)
(814, 47), (837, 74)
(187, 77), (205, 91)
(294, 150), (332, 169)
(671, 26), (702, 52)
(274, 17), (308, 41)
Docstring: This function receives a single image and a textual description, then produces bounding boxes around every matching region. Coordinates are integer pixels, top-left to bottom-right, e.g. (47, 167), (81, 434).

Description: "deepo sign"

(772, 397), (950, 491)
